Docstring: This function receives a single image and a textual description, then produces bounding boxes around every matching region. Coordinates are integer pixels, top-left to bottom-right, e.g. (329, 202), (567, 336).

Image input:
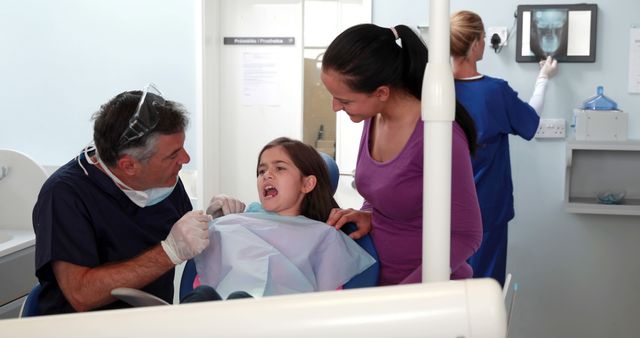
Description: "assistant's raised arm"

(529, 56), (559, 113)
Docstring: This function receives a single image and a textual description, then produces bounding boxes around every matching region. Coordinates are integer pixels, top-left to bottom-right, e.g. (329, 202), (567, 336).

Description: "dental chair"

(319, 152), (379, 289)
(179, 152), (379, 301)
(19, 283), (42, 317)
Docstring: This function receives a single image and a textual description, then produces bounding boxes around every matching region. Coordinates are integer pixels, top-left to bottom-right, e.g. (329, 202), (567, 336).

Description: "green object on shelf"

(595, 191), (626, 205)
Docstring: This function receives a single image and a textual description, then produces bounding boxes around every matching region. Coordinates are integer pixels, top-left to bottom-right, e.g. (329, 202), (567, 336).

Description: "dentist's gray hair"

(92, 90), (189, 167)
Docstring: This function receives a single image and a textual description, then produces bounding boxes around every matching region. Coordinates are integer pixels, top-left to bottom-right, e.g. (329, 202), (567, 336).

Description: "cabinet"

(0, 245), (35, 319)
(565, 139), (640, 215)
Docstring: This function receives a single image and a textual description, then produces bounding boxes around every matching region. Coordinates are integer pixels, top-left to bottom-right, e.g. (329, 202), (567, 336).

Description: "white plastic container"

(572, 86), (628, 141)
(573, 108), (628, 141)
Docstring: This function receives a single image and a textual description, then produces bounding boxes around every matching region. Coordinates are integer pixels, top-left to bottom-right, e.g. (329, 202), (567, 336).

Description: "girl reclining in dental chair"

(191, 137), (377, 301)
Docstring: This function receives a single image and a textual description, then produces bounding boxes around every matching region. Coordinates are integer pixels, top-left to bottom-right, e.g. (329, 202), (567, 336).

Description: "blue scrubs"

(455, 76), (539, 285)
(32, 153), (192, 314)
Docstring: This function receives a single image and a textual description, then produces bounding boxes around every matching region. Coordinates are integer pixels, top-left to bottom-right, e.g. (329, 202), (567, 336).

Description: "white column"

(422, 0), (455, 282)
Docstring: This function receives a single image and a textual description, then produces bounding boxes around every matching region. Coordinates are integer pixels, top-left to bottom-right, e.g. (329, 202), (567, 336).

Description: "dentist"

(32, 84), (241, 314)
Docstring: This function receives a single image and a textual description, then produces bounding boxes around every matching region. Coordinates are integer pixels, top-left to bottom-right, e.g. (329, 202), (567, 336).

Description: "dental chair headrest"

(319, 152), (339, 195)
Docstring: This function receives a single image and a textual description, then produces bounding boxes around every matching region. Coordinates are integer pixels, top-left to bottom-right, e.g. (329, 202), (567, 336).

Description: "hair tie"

(390, 27), (399, 40)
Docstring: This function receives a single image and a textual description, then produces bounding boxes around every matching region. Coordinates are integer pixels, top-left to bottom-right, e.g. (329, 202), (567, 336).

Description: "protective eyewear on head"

(118, 83), (165, 147)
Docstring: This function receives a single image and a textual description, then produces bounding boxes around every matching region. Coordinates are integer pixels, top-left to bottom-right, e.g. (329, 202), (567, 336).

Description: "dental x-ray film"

(516, 4), (597, 62)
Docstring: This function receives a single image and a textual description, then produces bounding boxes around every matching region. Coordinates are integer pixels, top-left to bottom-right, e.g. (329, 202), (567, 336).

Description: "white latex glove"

(538, 56), (558, 79)
(161, 210), (212, 265)
(205, 194), (246, 218)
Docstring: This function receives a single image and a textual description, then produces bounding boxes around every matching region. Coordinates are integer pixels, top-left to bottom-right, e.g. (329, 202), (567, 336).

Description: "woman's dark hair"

(322, 23), (477, 155)
(92, 90), (189, 166)
(257, 137), (339, 222)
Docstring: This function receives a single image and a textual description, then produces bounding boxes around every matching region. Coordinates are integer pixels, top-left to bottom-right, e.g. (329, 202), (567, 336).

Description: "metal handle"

(339, 171), (357, 190)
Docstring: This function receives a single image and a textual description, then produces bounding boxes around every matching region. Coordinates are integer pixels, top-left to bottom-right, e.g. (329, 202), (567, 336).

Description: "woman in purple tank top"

(320, 23), (483, 285)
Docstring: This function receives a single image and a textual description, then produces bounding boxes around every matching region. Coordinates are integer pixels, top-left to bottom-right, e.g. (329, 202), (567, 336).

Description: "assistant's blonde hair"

(450, 10), (485, 58)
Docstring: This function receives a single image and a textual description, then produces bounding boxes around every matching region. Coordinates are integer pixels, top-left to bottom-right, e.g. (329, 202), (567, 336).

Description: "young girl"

(251, 136), (338, 219)
(193, 137), (376, 299)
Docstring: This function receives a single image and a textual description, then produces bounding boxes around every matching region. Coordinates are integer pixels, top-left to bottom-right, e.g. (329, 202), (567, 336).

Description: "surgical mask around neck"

(83, 145), (177, 208)
(145, 185), (177, 206)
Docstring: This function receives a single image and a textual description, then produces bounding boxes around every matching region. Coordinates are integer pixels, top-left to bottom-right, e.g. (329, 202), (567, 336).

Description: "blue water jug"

(581, 86), (618, 110)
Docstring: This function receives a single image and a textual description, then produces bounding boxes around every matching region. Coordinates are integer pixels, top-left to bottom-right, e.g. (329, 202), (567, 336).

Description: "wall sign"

(224, 37), (295, 45)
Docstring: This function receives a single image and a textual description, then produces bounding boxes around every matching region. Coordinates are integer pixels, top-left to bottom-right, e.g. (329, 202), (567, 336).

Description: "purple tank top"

(355, 118), (482, 285)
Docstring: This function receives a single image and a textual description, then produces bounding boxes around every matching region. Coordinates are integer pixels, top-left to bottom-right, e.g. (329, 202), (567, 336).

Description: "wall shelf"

(565, 139), (640, 215)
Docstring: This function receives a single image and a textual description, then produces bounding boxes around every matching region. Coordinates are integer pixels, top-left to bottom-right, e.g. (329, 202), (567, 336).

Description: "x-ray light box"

(516, 4), (598, 63)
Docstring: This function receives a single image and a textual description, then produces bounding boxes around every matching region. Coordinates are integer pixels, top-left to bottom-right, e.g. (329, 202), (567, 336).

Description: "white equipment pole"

(422, 0), (456, 282)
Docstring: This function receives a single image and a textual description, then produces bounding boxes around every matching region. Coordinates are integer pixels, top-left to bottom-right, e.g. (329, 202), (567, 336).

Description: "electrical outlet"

(487, 26), (508, 47)
(535, 118), (566, 139)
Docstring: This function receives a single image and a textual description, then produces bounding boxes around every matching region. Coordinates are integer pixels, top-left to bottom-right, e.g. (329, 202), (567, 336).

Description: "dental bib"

(194, 212), (375, 299)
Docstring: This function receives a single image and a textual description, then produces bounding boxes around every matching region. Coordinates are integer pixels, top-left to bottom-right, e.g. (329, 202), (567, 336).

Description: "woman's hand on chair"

(327, 208), (372, 239)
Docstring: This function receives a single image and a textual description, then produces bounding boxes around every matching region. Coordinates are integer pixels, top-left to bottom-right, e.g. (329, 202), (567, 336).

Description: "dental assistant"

(33, 85), (215, 314)
(450, 10), (558, 286)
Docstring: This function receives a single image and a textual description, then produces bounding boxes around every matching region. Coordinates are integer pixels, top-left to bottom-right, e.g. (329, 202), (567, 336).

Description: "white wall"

(374, 1), (640, 337)
(202, 0), (371, 207)
(0, 0), (199, 170)
(211, 0), (304, 204)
